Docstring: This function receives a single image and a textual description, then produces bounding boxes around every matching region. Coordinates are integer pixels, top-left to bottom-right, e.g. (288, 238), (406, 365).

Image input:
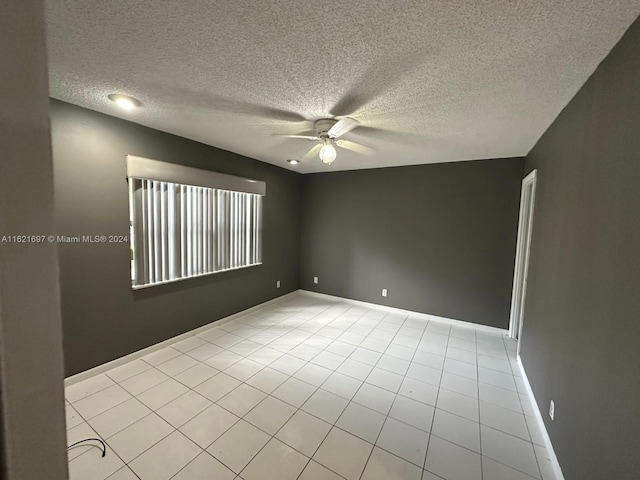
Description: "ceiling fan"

(280, 117), (374, 165)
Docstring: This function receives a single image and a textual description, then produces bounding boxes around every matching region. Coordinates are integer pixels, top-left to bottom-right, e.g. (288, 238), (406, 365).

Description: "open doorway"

(509, 169), (537, 356)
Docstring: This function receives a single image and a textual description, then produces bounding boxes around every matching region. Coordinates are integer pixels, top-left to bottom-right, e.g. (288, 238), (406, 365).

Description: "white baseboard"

(516, 356), (565, 480)
(66, 288), (507, 386)
(66, 287), (562, 479)
(64, 290), (299, 386)
(298, 290), (509, 336)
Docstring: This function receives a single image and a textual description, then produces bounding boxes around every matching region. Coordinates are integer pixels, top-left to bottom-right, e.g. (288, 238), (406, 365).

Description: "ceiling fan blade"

(336, 139), (376, 156)
(330, 49), (429, 117)
(274, 134), (319, 140)
(302, 144), (322, 161)
(328, 117), (359, 138)
(351, 125), (426, 146)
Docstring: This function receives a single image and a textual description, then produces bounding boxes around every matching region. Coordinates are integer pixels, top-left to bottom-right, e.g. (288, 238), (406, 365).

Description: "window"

(126, 156), (265, 288)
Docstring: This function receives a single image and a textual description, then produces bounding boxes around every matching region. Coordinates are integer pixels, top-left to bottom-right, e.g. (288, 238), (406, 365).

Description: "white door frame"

(509, 169), (537, 356)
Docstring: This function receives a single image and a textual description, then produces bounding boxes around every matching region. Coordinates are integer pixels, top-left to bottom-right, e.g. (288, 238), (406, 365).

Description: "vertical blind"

(129, 179), (263, 288)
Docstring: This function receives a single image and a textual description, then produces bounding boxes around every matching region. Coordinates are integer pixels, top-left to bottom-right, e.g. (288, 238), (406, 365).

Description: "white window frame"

(126, 155), (265, 289)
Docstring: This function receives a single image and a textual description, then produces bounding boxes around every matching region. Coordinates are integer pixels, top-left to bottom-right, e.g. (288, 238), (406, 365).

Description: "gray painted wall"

(51, 100), (302, 376)
(521, 15), (640, 480)
(299, 158), (524, 328)
(0, 1), (67, 478)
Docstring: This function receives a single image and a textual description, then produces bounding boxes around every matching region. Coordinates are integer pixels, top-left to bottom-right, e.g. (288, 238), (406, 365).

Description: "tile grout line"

(476, 327), (484, 480)
(251, 302), (386, 480)
(472, 337), (543, 479)
(233, 306), (374, 480)
(75, 306), (496, 476)
(287, 305), (388, 480)
(422, 319), (453, 479)
(67, 392), (143, 480)
(165, 301), (333, 479)
(171, 300), (366, 480)
(69, 307), (304, 478)
(66, 297), (522, 480)
(355, 310), (418, 479)
(220, 304), (414, 479)
(506, 335), (545, 480)
(73, 336), (520, 478)
(182, 307), (516, 475)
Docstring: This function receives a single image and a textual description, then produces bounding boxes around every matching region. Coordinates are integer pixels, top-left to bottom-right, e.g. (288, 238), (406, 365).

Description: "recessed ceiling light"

(287, 159), (300, 165)
(108, 94), (141, 111)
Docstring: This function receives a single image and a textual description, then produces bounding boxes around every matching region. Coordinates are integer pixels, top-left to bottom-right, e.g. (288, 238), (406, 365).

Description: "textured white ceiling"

(45, 1), (640, 173)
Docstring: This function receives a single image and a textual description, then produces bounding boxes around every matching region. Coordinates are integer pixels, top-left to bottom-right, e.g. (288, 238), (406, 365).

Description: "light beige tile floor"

(65, 293), (557, 480)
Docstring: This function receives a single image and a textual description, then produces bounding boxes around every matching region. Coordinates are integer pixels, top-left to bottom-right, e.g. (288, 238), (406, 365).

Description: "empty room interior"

(2, 1), (640, 480)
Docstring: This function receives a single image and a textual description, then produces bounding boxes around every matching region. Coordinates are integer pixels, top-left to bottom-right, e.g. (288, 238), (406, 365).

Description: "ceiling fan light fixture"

(319, 138), (337, 165)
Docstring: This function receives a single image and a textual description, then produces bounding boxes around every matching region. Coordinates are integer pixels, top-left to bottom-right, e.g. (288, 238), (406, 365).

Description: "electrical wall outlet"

(549, 400), (555, 421)
(313, 276), (318, 284)
(276, 280), (281, 288)
(382, 288), (388, 297)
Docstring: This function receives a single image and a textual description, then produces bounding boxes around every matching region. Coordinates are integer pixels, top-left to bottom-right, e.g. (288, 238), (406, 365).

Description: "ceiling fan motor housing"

(315, 118), (338, 138)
